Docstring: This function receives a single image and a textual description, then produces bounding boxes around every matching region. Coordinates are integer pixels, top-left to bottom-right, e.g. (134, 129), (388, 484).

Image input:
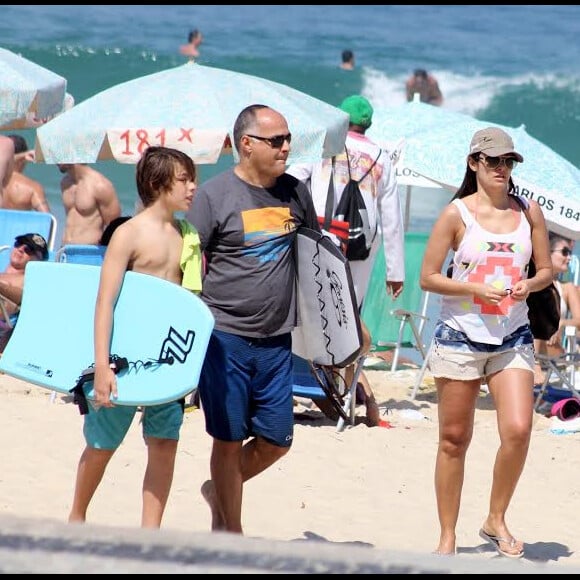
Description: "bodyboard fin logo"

(159, 326), (195, 364)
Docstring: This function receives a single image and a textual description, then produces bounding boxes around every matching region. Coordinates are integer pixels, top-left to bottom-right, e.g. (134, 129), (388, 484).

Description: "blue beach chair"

(55, 244), (106, 266)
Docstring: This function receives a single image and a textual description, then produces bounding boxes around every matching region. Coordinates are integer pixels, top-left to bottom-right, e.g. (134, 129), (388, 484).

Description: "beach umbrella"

(368, 100), (580, 240)
(0, 47), (72, 130)
(35, 62), (349, 166)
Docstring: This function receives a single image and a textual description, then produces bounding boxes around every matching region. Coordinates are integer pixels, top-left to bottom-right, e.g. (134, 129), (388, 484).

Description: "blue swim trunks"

(198, 329), (294, 447)
(83, 398), (185, 450)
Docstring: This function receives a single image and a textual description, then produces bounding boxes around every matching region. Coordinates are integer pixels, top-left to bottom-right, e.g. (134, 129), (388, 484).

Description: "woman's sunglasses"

(552, 247), (572, 257)
(478, 154), (518, 170)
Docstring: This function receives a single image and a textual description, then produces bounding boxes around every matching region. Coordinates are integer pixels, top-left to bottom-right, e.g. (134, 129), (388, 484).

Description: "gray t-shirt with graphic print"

(187, 168), (320, 338)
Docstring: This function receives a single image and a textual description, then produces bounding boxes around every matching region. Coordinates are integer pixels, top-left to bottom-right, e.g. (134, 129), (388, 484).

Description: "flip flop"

(478, 528), (524, 559)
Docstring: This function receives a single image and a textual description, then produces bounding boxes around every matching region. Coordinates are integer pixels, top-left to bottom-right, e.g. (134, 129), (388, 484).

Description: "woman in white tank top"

(419, 127), (553, 558)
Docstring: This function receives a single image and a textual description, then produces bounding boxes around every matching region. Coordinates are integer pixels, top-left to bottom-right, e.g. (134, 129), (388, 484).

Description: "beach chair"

(54, 244), (106, 266)
(292, 353), (366, 432)
(0, 209), (57, 271)
(532, 325), (580, 409)
(0, 291), (19, 353)
(361, 231), (431, 371)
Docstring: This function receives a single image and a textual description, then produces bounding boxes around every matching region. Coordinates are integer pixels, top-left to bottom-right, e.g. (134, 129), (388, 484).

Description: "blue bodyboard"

(0, 262), (214, 406)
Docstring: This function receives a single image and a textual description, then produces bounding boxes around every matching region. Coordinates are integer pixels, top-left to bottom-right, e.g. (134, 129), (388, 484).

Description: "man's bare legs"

(68, 446), (114, 523)
(141, 437), (178, 528)
(202, 436), (290, 533)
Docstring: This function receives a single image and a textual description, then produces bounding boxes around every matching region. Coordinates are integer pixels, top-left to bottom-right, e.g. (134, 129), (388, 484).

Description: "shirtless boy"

(68, 146), (199, 528)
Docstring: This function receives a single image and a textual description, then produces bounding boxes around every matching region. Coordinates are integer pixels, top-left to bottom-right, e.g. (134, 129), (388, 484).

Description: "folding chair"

(292, 353), (366, 432)
(0, 209), (58, 270)
(533, 325), (580, 410)
(361, 231), (431, 371)
(0, 292), (19, 352)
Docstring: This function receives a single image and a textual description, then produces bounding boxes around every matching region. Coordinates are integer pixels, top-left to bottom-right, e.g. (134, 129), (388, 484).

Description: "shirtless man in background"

(179, 28), (203, 62)
(3, 134), (51, 212)
(405, 68), (443, 106)
(58, 163), (122, 245)
(0, 135), (15, 205)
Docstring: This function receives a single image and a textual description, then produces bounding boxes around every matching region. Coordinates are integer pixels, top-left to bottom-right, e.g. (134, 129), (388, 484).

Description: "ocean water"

(2, 4), (580, 243)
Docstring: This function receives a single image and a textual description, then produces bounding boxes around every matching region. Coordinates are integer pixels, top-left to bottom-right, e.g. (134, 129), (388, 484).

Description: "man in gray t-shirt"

(186, 104), (319, 535)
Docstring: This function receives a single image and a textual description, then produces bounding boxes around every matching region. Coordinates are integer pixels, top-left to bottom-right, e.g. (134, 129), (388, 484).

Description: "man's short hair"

(7, 134), (29, 155)
(342, 49), (354, 63)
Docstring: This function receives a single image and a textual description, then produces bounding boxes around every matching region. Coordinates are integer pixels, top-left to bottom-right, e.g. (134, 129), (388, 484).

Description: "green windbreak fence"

(361, 231), (430, 350)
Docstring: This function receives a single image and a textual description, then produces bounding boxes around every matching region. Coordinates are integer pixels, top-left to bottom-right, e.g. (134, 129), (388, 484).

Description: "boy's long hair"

(136, 146), (196, 207)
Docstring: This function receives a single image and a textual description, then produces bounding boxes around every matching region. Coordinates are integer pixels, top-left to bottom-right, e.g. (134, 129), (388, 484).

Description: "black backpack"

(334, 147), (381, 261)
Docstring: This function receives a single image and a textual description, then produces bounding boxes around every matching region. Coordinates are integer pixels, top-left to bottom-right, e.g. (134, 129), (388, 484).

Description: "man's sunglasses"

(553, 247), (572, 257)
(14, 242), (37, 257)
(246, 133), (292, 148)
(478, 154), (518, 170)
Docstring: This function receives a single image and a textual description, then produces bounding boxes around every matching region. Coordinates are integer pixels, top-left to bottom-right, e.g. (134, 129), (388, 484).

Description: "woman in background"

(533, 233), (580, 374)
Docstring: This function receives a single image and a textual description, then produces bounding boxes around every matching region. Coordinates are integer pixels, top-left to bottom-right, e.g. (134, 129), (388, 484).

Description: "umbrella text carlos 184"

(368, 100), (580, 240)
(35, 62), (349, 166)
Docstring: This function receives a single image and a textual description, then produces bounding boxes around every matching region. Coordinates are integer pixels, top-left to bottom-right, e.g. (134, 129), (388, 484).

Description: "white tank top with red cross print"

(440, 197), (532, 345)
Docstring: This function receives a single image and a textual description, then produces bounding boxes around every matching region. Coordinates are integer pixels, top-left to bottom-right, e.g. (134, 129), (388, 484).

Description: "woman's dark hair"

(451, 153), (516, 202)
(548, 231), (572, 251)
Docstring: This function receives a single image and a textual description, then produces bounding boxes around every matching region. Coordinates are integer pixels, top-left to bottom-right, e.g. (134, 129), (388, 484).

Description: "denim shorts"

(83, 399), (185, 450)
(428, 321), (535, 380)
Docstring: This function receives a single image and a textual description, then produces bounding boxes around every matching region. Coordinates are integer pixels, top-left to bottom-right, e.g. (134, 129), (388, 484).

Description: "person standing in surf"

(68, 146), (201, 528)
(287, 95), (405, 426)
(186, 104), (320, 534)
(419, 127), (552, 557)
(179, 28), (203, 62)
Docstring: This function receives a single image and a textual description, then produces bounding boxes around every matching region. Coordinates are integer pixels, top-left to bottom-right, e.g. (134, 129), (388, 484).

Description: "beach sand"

(1, 364), (579, 568)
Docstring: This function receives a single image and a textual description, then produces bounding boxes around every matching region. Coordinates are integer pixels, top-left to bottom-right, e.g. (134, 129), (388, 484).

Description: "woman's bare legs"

(481, 368), (533, 556)
(434, 377), (480, 555)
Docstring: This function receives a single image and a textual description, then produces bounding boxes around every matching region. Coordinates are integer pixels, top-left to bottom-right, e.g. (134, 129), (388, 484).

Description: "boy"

(68, 146), (199, 528)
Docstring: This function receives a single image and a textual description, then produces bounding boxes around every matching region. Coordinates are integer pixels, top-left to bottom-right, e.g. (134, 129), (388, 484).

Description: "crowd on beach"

(1, 33), (578, 564)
